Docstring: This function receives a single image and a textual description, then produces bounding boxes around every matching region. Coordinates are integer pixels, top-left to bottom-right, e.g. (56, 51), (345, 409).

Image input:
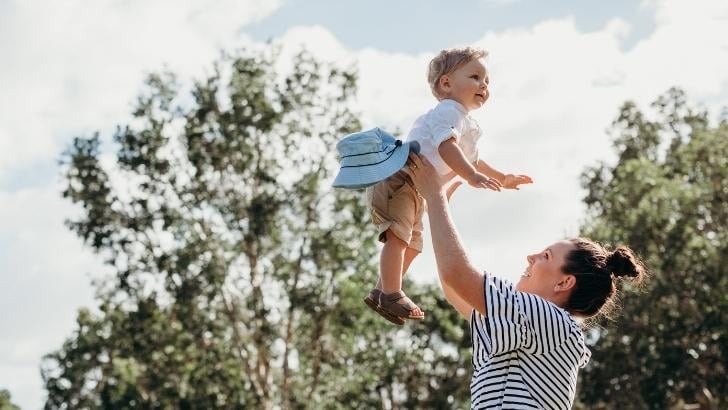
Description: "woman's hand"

(407, 153), (446, 200)
(408, 153), (463, 201)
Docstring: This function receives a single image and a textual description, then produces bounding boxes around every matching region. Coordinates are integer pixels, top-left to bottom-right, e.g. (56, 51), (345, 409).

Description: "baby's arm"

(475, 159), (505, 184)
(438, 138), (501, 191)
(476, 159), (534, 190)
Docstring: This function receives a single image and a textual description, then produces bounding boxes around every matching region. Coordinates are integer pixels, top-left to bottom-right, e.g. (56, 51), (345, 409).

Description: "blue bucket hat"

(332, 127), (420, 189)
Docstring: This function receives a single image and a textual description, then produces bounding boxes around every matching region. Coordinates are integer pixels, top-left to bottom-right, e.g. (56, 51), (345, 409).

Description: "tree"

(43, 47), (472, 409)
(575, 88), (727, 409)
(0, 389), (21, 410)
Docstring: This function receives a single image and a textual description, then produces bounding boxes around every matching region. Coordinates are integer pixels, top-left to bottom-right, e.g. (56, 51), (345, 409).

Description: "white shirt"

(470, 275), (592, 409)
(405, 99), (481, 176)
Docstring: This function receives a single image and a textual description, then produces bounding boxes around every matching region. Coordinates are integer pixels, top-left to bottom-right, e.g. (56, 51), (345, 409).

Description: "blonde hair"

(427, 47), (488, 99)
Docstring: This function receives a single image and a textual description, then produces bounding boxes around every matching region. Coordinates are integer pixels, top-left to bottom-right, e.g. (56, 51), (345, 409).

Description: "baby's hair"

(427, 47), (488, 99)
(562, 238), (648, 324)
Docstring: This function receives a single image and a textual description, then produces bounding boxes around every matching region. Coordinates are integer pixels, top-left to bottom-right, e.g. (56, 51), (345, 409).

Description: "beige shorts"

(365, 168), (425, 252)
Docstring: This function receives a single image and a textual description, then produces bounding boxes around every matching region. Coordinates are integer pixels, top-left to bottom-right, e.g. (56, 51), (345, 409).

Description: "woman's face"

(516, 240), (576, 303)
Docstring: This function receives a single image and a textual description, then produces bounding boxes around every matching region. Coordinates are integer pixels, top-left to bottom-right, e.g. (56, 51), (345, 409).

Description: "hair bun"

(606, 246), (644, 280)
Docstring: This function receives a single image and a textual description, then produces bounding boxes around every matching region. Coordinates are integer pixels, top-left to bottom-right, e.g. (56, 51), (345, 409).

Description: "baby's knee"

(383, 229), (408, 248)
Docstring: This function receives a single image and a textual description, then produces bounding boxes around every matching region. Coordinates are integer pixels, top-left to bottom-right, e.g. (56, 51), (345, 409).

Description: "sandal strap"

(380, 290), (405, 303)
(379, 290), (423, 318)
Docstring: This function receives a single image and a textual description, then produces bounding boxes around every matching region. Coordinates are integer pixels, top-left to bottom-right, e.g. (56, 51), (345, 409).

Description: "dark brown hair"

(562, 238), (647, 321)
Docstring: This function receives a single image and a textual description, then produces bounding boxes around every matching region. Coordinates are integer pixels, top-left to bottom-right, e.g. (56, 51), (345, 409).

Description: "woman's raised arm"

(407, 153), (487, 316)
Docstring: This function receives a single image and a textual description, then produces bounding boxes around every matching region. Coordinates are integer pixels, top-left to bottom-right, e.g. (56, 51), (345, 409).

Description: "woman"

(406, 153), (647, 409)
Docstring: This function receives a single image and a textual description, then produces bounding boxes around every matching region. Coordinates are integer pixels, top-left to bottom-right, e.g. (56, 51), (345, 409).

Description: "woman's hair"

(562, 238), (648, 321)
(427, 47), (488, 100)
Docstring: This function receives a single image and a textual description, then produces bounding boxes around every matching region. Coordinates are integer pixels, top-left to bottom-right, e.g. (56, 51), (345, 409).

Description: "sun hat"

(332, 127), (420, 189)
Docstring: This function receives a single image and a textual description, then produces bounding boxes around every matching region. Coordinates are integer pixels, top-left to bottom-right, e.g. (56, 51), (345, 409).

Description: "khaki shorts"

(365, 168), (425, 252)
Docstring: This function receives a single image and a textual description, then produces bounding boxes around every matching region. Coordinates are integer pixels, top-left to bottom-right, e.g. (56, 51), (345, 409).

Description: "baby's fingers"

(518, 175), (534, 183)
(483, 181), (501, 191)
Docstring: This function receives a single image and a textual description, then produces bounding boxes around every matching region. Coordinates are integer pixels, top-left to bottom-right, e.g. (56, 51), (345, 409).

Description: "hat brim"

(332, 141), (418, 189)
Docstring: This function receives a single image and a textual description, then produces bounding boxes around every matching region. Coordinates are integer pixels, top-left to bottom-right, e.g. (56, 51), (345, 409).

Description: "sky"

(1, 0), (727, 408)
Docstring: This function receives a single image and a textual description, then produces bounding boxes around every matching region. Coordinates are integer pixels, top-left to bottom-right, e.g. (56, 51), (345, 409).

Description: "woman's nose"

(527, 254), (534, 264)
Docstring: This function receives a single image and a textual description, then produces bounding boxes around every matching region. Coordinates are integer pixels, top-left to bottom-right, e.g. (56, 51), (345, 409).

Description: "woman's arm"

(441, 280), (473, 320)
(438, 181), (476, 320)
(408, 154), (487, 316)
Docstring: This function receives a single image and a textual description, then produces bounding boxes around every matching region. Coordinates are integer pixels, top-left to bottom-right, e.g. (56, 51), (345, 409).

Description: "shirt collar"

(440, 98), (468, 115)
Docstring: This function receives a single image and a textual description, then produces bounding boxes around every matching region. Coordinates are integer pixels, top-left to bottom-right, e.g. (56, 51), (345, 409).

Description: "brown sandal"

(364, 289), (405, 326)
(378, 290), (425, 321)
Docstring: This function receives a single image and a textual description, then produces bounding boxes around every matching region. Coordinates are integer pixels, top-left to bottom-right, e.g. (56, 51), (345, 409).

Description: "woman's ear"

(555, 275), (576, 293)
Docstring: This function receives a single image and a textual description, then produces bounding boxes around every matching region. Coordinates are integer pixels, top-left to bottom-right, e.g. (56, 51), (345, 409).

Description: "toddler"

(363, 47), (533, 325)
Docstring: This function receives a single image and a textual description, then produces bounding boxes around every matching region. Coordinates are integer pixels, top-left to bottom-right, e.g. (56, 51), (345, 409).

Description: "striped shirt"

(469, 275), (591, 409)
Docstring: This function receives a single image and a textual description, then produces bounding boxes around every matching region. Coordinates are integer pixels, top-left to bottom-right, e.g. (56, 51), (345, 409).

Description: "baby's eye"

(471, 75), (479, 80)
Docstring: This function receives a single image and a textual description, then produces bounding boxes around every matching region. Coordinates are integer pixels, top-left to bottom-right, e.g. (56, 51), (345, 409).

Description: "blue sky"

(1, 1), (727, 408)
(246, 0), (655, 53)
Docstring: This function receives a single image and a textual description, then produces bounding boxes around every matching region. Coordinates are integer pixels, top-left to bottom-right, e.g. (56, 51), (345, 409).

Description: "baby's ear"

(439, 74), (450, 89)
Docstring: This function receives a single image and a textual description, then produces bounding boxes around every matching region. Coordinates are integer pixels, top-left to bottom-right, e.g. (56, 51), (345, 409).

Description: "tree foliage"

(575, 88), (727, 409)
(43, 47), (472, 409)
(0, 389), (21, 410)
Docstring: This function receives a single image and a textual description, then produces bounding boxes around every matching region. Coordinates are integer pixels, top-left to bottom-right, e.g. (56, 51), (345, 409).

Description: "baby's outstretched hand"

(467, 172), (501, 191)
(502, 174), (534, 190)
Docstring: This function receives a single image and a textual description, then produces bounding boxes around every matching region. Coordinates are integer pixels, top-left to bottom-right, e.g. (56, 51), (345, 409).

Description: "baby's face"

(440, 58), (489, 111)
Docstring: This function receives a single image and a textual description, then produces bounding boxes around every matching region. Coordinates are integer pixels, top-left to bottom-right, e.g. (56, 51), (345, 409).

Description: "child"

(363, 47), (533, 325)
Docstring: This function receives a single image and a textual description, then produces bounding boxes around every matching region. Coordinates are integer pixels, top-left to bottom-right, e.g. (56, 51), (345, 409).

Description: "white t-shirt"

(470, 275), (592, 410)
(405, 99), (481, 176)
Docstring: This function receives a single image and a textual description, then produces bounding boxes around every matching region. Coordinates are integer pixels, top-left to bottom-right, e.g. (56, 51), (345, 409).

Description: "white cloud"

(0, 1), (283, 408)
(0, 183), (108, 408)
(0, 0), (282, 179)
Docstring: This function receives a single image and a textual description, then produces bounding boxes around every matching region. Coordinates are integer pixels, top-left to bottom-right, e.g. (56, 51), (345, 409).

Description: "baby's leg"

(379, 230), (407, 295)
(378, 231), (424, 318)
(376, 245), (419, 290)
(402, 247), (420, 274)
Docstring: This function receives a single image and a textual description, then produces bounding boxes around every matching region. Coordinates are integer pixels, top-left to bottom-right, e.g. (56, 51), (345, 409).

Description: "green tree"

(0, 389), (21, 410)
(43, 47), (472, 409)
(575, 88), (727, 409)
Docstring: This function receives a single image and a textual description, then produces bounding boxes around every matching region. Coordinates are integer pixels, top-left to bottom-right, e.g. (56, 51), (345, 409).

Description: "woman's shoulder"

(479, 273), (579, 326)
(485, 274), (581, 334)
(518, 289), (578, 326)
(483, 272), (513, 289)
